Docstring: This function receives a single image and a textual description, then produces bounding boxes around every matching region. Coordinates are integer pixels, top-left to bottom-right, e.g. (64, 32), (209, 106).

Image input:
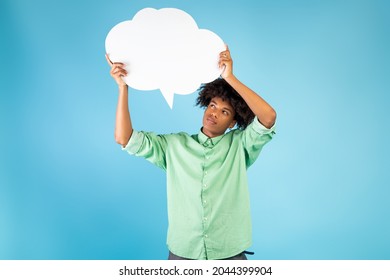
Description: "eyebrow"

(222, 107), (233, 113)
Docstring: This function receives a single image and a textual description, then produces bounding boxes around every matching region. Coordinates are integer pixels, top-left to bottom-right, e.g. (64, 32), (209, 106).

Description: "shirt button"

(204, 217), (208, 221)
(204, 234), (208, 238)
(203, 184), (207, 188)
(203, 200), (207, 204)
(205, 171), (208, 175)
(206, 156), (210, 159)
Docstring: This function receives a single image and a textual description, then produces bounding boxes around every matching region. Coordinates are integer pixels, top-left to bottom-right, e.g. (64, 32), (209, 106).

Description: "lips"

(206, 117), (217, 125)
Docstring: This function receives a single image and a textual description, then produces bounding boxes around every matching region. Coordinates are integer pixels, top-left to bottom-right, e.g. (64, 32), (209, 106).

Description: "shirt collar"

(198, 128), (225, 146)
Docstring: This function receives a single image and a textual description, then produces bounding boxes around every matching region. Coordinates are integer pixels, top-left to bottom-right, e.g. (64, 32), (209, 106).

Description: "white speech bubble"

(105, 8), (226, 108)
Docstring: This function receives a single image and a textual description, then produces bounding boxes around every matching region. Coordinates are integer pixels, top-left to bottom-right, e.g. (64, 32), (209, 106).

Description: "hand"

(106, 54), (127, 87)
(219, 45), (233, 79)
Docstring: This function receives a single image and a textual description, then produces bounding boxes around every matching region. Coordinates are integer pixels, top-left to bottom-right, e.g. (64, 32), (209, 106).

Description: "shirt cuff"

(122, 130), (144, 154)
(251, 117), (276, 135)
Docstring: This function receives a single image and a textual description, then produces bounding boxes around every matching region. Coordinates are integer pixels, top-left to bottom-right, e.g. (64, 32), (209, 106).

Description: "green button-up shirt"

(123, 118), (275, 259)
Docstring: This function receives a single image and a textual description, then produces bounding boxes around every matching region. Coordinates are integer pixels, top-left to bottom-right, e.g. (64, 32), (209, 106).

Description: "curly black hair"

(196, 78), (255, 129)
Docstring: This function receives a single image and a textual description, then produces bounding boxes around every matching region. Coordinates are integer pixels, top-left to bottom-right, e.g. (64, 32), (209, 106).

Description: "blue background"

(1, 0), (389, 259)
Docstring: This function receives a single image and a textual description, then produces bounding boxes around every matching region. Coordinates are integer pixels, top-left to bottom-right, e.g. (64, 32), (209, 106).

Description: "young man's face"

(202, 97), (237, 138)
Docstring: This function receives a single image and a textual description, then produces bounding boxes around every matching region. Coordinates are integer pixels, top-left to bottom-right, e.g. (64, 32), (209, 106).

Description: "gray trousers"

(168, 251), (249, 260)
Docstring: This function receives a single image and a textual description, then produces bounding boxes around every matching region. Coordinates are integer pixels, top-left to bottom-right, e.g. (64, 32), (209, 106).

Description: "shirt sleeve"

(241, 118), (276, 167)
(122, 130), (168, 170)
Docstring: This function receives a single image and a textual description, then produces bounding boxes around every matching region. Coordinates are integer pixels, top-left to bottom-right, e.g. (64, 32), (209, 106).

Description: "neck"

(201, 127), (224, 138)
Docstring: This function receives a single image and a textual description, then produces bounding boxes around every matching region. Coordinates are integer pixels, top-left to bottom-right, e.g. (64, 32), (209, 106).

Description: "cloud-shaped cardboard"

(105, 8), (226, 108)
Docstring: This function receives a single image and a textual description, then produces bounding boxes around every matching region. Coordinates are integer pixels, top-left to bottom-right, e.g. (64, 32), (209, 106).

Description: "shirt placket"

(201, 138), (213, 258)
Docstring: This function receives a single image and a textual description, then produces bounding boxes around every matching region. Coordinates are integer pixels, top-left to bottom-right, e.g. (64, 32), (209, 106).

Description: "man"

(106, 47), (276, 260)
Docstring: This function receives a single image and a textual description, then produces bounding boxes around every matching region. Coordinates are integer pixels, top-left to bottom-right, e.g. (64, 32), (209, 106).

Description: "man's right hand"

(106, 54), (128, 87)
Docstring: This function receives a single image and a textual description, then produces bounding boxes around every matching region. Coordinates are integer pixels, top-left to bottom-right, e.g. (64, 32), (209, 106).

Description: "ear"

(229, 120), (237, 129)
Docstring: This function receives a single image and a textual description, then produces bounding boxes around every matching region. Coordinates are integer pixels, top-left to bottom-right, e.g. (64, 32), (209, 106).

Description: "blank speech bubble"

(105, 8), (225, 108)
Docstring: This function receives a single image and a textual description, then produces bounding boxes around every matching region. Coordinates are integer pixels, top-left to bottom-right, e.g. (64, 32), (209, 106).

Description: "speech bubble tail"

(161, 89), (174, 109)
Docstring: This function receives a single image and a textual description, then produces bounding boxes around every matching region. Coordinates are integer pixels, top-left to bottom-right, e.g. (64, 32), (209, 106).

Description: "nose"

(211, 112), (217, 118)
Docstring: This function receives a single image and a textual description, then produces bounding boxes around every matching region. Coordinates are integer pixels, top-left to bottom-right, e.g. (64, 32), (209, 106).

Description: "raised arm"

(219, 46), (276, 129)
(106, 54), (133, 146)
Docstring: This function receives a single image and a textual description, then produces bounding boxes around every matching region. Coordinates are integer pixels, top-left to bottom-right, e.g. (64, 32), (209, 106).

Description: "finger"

(111, 64), (126, 73)
(112, 67), (128, 76)
(112, 63), (126, 70)
(219, 57), (231, 63)
(119, 69), (128, 75)
(219, 59), (227, 69)
(220, 51), (230, 58)
(105, 54), (113, 67)
(111, 68), (127, 76)
(219, 58), (232, 68)
(110, 65), (118, 75)
(111, 67), (119, 75)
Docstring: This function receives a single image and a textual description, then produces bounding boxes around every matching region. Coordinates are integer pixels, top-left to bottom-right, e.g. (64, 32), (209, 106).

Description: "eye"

(222, 110), (229, 115)
(209, 104), (216, 108)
